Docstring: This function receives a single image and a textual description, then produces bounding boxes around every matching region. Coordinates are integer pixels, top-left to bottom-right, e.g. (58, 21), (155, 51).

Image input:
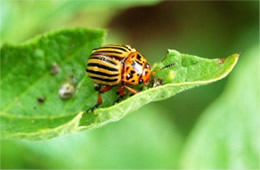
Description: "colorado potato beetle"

(86, 44), (174, 111)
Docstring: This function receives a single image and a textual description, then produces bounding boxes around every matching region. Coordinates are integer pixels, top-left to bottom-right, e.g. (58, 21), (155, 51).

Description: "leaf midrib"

(1, 111), (84, 138)
(94, 54), (238, 113)
(0, 54), (238, 120)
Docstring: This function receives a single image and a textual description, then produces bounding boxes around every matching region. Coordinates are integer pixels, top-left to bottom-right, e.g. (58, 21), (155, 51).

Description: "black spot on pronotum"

(145, 63), (150, 68)
(131, 80), (135, 83)
(37, 97), (45, 104)
(126, 74), (133, 80)
(130, 70), (135, 74)
(137, 54), (142, 61)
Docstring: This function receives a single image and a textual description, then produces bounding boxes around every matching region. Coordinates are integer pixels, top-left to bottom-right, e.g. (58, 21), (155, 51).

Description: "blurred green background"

(0, 0), (259, 169)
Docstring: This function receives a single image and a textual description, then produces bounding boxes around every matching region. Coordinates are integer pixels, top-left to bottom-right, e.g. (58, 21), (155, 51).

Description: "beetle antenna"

(160, 63), (176, 70)
(153, 62), (176, 73)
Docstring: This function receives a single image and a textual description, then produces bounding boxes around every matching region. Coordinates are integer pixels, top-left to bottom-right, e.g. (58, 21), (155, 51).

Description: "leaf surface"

(0, 28), (239, 140)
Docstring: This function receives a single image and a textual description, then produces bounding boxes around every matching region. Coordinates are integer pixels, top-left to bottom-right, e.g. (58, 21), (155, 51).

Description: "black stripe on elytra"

(93, 53), (126, 60)
(90, 76), (118, 82)
(90, 56), (117, 65)
(87, 63), (118, 71)
(100, 46), (129, 52)
(94, 50), (122, 54)
(124, 45), (132, 51)
(86, 69), (118, 77)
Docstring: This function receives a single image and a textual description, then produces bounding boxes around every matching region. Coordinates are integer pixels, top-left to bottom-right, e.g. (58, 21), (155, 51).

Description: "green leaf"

(180, 46), (259, 169)
(1, 105), (183, 168)
(0, 28), (239, 140)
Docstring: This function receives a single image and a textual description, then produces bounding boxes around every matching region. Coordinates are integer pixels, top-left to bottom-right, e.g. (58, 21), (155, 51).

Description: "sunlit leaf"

(0, 28), (239, 140)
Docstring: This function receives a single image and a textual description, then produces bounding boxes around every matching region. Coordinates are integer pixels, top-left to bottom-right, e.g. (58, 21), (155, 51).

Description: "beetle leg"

(114, 85), (126, 104)
(87, 85), (113, 113)
(100, 85), (113, 93)
(124, 85), (138, 94)
(117, 85), (138, 95)
(114, 85), (138, 105)
(97, 85), (113, 105)
(117, 84), (138, 96)
(114, 95), (124, 104)
(117, 85), (126, 96)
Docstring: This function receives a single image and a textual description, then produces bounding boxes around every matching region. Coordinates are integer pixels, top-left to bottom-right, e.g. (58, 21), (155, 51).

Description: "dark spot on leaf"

(94, 84), (101, 91)
(37, 97), (45, 104)
(151, 78), (164, 87)
(51, 63), (61, 75)
(59, 83), (75, 99)
(70, 75), (76, 84)
(219, 58), (225, 64)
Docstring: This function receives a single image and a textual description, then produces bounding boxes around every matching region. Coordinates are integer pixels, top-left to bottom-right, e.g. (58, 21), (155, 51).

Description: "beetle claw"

(86, 104), (99, 113)
(114, 96), (124, 104)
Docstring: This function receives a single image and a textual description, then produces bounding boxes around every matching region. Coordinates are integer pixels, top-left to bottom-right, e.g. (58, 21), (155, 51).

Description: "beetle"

(86, 44), (174, 111)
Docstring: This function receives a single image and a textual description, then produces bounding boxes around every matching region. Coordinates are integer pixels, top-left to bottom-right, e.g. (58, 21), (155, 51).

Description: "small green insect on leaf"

(0, 28), (239, 140)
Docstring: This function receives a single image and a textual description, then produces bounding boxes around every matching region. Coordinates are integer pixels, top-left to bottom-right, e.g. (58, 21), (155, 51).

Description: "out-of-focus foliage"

(180, 46), (259, 169)
(0, 0), (259, 169)
(0, 0), (159, 45)
(1, 105), (183, 169)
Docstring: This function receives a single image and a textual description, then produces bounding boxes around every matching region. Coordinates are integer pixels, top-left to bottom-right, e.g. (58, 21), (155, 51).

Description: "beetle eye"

(145, 63), (150, 68)
(139, 79), (143, 84)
